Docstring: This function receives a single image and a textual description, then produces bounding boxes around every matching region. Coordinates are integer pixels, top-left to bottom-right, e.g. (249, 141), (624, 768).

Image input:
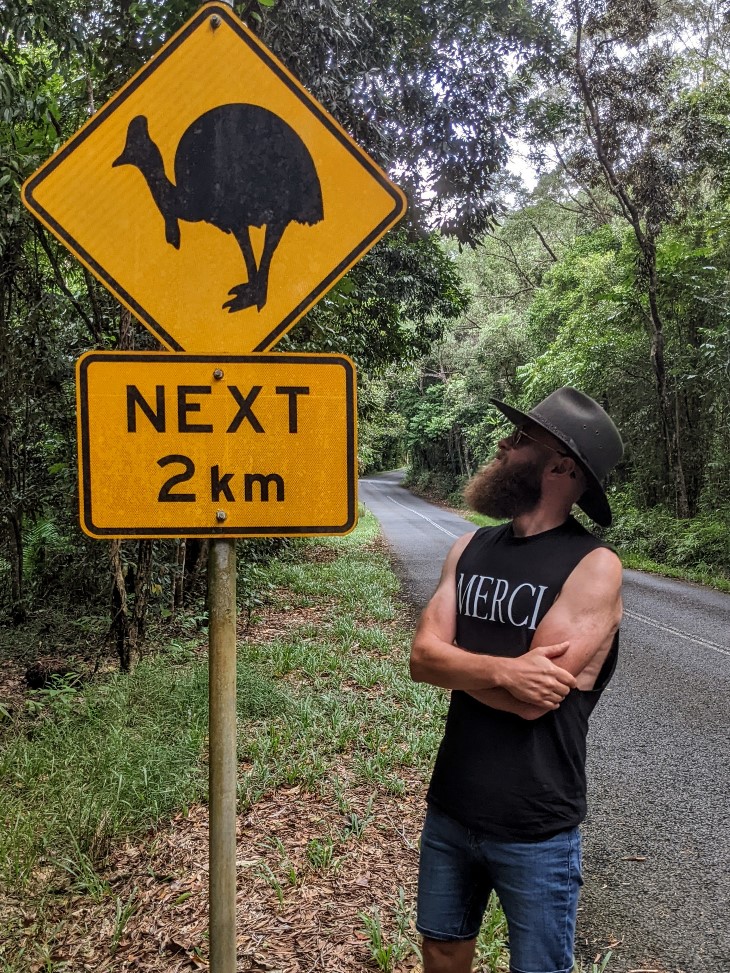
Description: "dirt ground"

(3, 781), (425, 972)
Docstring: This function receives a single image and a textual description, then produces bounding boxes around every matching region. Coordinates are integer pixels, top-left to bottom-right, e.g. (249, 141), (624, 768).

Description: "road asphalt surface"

(359, 470), (730, 973)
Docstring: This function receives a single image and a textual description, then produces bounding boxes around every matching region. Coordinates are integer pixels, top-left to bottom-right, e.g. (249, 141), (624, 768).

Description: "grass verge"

(0, 510), (450, 970)
(617, 551), (730, 592)
(0, 644), (286, 895)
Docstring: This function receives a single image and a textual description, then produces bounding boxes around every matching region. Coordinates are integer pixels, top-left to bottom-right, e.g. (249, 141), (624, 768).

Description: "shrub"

(606, 491), (730, 578)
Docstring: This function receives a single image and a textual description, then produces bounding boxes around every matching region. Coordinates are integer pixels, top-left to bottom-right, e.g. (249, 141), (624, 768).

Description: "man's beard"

(464, 454), (545, 519)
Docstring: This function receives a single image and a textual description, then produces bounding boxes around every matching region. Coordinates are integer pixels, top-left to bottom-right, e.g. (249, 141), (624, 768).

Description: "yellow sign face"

(77, 352), (357, 538)
(22, 3), (406, 353)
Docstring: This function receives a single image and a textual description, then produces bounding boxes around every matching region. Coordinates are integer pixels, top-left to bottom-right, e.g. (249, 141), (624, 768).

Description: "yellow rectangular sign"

(77, 352), (357, 538)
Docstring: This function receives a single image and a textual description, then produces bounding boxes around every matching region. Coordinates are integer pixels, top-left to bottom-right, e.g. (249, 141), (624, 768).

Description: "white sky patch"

(506, 135), (538, 189)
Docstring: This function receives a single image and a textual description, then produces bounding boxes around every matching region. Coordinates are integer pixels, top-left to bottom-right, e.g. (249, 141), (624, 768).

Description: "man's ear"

(549, 457), (577, 479)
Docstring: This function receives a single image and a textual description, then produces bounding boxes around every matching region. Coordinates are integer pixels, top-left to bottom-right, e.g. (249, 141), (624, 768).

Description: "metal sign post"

(208, 538), (237, 972)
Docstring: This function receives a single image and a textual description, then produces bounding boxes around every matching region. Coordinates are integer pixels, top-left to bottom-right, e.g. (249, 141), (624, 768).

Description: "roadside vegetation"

(356, 3), (730, 592)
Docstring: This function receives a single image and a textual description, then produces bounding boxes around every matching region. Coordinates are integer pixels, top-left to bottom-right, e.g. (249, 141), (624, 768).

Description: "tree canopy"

(393, 0), (730, 555)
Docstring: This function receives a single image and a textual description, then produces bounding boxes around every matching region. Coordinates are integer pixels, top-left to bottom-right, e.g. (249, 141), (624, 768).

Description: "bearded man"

(410, 387), (624, 973)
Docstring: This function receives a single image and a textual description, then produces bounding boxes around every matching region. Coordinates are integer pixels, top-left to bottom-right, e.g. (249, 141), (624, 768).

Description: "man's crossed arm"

(409, 532), (623, 720)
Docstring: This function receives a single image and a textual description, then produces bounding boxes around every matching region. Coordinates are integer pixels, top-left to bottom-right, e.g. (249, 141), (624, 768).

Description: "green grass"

(461, 512), (506, 528)
(0, 648), (286, 893)
(475, 892), (509, 970)
(358, 887), (420, 972)
(618, 551), (730, 592)
(575, 951), (613, 973)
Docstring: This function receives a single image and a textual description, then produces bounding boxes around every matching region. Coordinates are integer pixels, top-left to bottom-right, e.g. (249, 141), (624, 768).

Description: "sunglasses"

(509, 426), (570, 457)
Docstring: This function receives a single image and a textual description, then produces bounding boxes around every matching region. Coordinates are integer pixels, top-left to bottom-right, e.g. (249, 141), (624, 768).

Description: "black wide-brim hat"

(490, 387), (624, 527)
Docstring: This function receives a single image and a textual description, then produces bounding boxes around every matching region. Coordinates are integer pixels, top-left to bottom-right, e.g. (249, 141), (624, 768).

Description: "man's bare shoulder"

(553, 545), (623, 633)
(569, 545), (622, 589)
(451, 529), (477, 557)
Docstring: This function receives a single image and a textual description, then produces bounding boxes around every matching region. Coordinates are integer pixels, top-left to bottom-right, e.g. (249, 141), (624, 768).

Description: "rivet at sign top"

(210, 14), (221, 28)
(216, 510), (227, 522)
(213, 369), (224, 380)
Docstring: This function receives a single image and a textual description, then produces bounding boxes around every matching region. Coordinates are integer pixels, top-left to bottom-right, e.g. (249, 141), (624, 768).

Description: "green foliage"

(285, 231), (469, 373)
(358, 888), (419, 972)
(359, 906), (408, 972)
(401, 293), (536, 495)
(256, 0), (559, 245)
(606, 493), (730, 579)
(236, 538), (293, 620)
(0, 511), (501, 967)
(574, 951), (612, 973)
(21, 514), (73, 586)
(358, 371), (409, 474)
(305, 836), (337, 873)
(510, 0), (730, 517)
(402, 183), (730, 534)
(1, 659), (204, 889)
(4, 0), (730, 631)
(3, 0), (506, 634)
(475, 892), (510, 970)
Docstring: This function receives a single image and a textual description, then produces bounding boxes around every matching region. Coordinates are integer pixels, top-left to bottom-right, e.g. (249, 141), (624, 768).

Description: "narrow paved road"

(359, 471), (730, 973)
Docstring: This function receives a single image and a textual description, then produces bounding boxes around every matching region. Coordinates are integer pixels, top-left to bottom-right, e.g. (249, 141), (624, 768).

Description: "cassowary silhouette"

(113, 104), (324, 312)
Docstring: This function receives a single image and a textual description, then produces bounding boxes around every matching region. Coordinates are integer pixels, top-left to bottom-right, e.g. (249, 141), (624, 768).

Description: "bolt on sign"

(21, 2), (406, 355)
(77, 353), (356, 538)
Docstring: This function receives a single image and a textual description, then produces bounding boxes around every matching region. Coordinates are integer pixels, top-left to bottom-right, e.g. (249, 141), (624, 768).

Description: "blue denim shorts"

(416, 804), (583, 973)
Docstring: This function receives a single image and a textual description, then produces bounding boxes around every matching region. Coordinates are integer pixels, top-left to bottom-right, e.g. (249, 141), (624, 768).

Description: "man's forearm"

(410, 633), (512, 691)
(411, 631), (575, 706)
(467, 687), (549, 721)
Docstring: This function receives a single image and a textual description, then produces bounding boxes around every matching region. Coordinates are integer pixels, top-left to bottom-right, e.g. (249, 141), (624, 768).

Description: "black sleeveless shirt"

(426, 516), (618, 840)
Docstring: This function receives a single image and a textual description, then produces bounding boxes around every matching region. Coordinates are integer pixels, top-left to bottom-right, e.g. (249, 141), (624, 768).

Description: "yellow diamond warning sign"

(23, 3), (406, 354)
(77, 352), (357, 538)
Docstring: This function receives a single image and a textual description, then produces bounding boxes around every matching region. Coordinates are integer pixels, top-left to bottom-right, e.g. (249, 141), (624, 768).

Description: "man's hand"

(499, 642), (576, 708)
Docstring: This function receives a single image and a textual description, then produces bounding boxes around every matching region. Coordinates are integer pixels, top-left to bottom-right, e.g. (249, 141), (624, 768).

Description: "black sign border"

(77, 352), (357, 537)
(24, 3), (406, 353)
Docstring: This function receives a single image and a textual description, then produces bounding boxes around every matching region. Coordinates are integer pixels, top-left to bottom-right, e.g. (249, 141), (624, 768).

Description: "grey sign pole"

(206, 0), (238, 957)
(208, 537), (237, 972)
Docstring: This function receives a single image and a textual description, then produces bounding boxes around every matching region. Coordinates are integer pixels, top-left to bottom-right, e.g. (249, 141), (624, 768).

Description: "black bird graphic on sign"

(113, 104), (324, 313)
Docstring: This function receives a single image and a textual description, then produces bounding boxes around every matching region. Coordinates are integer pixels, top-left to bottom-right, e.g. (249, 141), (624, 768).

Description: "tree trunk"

(108, 308), (156, 670)
(110, 538), (154, 671)
(571, 14), (689, 517)
(109, 539), (132, 671)
(182, 539), (209, 606)
(7, 513), (26, 624)
(131, 540), (153, 643)
(645, 250), (689, 517)
(0, 286), (26, 624)
(173, 539), (186, 612)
